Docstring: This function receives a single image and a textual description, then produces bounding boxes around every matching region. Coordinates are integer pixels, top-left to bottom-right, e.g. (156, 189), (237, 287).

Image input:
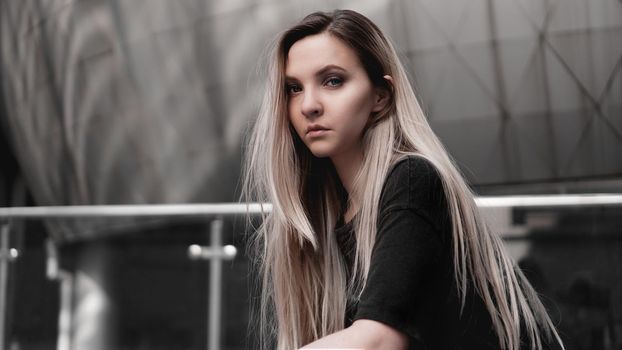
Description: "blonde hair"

(242, 9), (564, 350)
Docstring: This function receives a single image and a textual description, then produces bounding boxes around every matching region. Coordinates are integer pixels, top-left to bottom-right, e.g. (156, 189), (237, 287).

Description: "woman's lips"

(307, 129), (329, 137)
(306, 124), (330, 137)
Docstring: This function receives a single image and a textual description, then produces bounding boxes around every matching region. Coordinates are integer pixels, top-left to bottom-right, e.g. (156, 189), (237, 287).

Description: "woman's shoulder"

(386, 154), (440, 182)
(379, 154), (449, 229)
(381, 155), (444, 202)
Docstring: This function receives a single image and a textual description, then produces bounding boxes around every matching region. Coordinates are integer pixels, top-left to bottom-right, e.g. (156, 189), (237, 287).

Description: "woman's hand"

(299, 319), (408, 349)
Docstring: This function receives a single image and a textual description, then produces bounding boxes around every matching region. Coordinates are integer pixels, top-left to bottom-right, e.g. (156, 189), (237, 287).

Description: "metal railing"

(0, 194), (621, 350)
(1, 193), (621, 220)
(0, 203), (270, 350)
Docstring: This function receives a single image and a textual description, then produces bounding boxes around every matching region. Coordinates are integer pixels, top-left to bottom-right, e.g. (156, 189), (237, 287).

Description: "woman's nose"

(301, 90), (323, 119)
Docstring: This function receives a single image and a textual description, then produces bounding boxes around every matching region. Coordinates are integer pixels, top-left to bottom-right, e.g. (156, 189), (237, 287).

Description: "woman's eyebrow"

(314, 64), (347, 76)
(285, 64), (347, 81)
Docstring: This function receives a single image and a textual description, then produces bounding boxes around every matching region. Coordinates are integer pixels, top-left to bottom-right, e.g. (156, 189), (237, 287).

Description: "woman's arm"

(300, 319), (408, 349)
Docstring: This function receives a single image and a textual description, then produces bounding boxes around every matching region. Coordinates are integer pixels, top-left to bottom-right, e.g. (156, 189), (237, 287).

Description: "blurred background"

(0, 0), (621, 349)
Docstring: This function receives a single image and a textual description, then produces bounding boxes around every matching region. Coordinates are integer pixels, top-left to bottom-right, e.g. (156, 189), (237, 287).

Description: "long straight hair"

(242, 9), (564, 350)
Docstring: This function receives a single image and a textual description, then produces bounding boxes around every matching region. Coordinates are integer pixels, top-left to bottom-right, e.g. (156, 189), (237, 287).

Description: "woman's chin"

(308, 148), (334, 159)
(303, 142), (334, 159)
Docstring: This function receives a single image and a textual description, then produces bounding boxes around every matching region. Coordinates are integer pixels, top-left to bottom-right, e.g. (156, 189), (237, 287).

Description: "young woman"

(243, 9), (564, 350)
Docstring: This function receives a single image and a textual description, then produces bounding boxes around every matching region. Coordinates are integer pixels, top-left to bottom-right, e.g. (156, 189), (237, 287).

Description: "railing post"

(208, 219), (223, 350)
(0, 222), (19, 350)
(187, 218), (237, 350)
(0, 222), (9, 350)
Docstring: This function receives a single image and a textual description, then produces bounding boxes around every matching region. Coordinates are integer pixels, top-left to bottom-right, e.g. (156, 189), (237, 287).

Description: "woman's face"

(285, 32), (384, 161)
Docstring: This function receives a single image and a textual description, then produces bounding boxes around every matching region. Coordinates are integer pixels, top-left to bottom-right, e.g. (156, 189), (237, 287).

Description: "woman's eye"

(325, 77), (343, 87)
(286, 84), (302, 94)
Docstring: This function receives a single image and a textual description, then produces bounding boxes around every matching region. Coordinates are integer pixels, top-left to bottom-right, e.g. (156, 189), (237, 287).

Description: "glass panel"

(486, 204), (622, 350)
(3, 215), (252, 350)
(1, 203), (620, 349)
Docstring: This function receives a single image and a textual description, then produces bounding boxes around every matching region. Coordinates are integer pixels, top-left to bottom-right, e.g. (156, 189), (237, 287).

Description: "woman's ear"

(372, 75), (394, 112)
(383, 74), (394, 89)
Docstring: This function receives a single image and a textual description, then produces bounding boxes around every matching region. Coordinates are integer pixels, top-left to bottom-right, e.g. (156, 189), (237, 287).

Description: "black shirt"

(334, 155), (501, 349)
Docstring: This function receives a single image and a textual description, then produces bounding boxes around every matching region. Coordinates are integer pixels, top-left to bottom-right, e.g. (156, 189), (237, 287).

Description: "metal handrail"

(475, 193), (622, 207)
(0, 203), (272, 218)
(0, 193), (621, 219)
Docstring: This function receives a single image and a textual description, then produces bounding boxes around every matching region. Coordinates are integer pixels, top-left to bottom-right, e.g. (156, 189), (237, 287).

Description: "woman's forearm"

(299, 319), (408, 350)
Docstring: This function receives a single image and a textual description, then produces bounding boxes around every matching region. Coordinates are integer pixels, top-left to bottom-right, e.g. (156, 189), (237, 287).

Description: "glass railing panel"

(0, 199), (620, 349)
(1, 213), (254, 350)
